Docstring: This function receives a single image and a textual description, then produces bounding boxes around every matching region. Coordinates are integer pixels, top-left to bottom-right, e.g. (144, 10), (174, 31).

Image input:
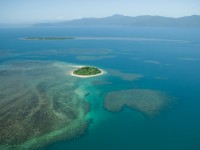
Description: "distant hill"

(34, 14), (200, 28)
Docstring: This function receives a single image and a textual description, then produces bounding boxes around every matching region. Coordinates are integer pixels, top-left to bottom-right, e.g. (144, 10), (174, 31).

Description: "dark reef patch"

(104, 89), (172, 116)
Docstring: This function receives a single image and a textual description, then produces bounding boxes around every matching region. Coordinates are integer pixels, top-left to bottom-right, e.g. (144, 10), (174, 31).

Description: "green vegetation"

(21, 37), (75, 40)
(73, 66), (101, 76)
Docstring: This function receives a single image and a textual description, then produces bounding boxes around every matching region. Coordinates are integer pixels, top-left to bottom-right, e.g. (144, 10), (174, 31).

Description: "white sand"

(69, 65), (105, 78)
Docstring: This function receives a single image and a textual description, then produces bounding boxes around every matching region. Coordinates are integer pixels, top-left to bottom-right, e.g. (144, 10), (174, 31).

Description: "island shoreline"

(70, 65), (105, 78)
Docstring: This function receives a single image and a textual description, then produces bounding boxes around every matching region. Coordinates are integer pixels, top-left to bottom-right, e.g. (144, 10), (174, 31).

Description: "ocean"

(0, 26), (200, 150)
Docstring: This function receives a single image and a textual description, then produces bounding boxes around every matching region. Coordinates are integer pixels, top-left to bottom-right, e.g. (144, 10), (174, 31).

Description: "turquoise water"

(0, 27), (200, 150)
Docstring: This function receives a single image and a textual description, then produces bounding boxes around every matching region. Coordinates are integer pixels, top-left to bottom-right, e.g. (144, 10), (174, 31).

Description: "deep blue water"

(0, 27), (200, 150)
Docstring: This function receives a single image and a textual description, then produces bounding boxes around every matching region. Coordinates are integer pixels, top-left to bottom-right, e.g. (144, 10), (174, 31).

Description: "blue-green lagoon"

(0, 27), (200, 150)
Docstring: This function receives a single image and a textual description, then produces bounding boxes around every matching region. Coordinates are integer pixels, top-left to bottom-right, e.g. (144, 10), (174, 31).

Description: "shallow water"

(0, 27), (200, 150)
(0, 61), (92, 149)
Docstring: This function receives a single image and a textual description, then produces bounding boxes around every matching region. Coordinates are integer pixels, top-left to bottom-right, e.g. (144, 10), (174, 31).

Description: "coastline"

(69, 65), (105, 78)
(18, 37), (75, 40)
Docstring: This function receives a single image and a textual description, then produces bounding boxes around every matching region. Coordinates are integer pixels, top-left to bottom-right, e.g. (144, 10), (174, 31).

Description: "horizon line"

(1, 14), (200, 25)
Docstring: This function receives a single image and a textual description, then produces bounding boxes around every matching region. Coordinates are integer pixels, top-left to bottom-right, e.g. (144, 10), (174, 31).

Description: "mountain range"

(35, 14), (200, 28)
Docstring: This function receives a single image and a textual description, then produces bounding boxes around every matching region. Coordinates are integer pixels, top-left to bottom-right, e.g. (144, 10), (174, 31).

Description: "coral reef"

(0, 61), (89, 149)
(104, 89), (171, 116)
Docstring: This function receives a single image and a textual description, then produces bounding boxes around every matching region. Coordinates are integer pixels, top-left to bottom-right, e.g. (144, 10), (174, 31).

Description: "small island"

(74, 66), (101, 75)
(20, 37), (75, 40)
(72, 66), (103, 78)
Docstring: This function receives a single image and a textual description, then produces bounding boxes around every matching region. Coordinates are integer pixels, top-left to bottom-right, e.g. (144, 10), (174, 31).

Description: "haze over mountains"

(35, 14), (200, 28)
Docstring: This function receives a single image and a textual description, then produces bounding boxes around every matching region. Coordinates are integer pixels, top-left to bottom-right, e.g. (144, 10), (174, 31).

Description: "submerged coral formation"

(104, 89), (170, 116)
(107, 69), (143, 81)
(0, 61), (89, 149)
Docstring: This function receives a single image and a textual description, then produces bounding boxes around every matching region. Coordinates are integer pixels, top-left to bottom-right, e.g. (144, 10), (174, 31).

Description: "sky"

(0, 0), (200, 24)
